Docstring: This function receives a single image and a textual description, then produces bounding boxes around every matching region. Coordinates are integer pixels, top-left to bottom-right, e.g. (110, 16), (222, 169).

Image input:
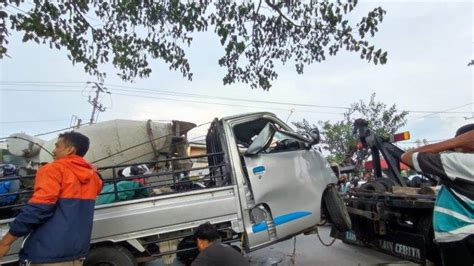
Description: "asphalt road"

(146, 226), (419, 266)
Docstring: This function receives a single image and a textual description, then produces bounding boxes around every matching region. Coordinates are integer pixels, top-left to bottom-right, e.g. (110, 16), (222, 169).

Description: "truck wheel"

(85, 246), (137, 266)
(323, 185), (352, 232)
(360, 181), (386, 193)
(375, 179), (395, 192)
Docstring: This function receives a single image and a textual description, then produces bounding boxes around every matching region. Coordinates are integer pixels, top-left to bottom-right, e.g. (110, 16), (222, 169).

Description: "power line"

(34, 125), (85, 137)
(0, 88), (344, 115)
(0, 123), (87, 140)
(0, 84), (86, 88)
(1, 81), (472, 115)
(99, 89), (343, 114)
(1, 82), (349, 110)
(401, 139), (448, 144)
(0, 119), (67, 124)
(0, 83), (343, 115)
(0, 81), (85, 84)
(6, 4), (29, 15)
(4, 7), (16, 15)
(408, 102), (473, 121)
(100, 83), (474, 114)
(104, 83), (350, 110)
(0, 89), (83, 92)
(111, 92), (345, 115)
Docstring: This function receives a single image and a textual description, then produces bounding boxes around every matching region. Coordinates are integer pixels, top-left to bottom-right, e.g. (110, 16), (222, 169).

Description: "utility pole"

(88, 82), (110, 124)
(286, 108), (295, 123)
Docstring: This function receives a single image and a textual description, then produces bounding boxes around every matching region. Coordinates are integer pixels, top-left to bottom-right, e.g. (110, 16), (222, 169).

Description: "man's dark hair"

(455, 124), (474, 137)
(194, 222), (220, 241)
(58, 131), (90, 157)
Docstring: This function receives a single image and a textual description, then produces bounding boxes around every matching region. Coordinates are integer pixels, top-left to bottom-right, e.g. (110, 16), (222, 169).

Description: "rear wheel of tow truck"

(85, 245), (137, 266)
(323, 185), (352, 232)
(360, 181), (386, 193)
(375, 179), (396, 192)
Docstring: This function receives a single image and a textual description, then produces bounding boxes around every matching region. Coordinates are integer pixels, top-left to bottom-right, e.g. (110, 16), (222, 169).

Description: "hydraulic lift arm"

(353, 119), (407, 186)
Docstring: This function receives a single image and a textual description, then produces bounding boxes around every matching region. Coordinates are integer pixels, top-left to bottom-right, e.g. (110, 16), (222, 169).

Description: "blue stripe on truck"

(251, 211), (312, 233)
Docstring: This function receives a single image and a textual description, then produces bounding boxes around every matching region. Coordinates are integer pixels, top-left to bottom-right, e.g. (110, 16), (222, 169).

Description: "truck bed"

(1, 185), (240, 264)
(1, 153), (241, 264)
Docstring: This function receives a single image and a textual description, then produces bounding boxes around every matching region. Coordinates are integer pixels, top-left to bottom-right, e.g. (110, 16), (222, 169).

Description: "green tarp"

(96, 181), (149, 205)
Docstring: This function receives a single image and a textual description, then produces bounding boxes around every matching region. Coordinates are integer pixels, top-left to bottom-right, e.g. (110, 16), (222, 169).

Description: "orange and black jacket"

(9, 155), (103, 264)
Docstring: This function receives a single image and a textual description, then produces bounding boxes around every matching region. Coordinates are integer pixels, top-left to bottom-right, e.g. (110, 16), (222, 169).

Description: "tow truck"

(331, 119), (440, 264)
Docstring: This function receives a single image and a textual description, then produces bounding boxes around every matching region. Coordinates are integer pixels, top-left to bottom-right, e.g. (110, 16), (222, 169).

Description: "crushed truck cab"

(220, 112), (342, 250)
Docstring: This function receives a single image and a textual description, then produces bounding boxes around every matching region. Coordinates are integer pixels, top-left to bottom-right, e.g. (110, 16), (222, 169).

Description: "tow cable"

(315, 219), (337, 247)
(317, 230), (337, 247)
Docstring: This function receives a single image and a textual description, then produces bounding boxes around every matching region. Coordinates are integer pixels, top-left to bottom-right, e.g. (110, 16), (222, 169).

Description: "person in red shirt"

(0, 131), (103, 265)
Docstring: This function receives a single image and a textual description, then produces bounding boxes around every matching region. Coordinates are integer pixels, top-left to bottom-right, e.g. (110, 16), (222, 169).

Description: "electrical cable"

(0, 119), (66, 124)
(2, 81), (473, 115)
(6, 4), (28, 14)
(0, 81), (85, 84)
(0, 89), (83, 92)
(0, 81), (349, 110)
(111, 92), (345, 115)
(0, 83), (85, 88)
(409, 102), (473, 121)
(104, 83), (349, 110)
(34, 123), (89, 137)
(0, 136), (54, 157)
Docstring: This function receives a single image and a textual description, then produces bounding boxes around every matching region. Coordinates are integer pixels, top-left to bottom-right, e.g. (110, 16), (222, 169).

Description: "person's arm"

(0, 232), (17, 257)
(401, 130), (474, 166)
(7, 164), (62, 239)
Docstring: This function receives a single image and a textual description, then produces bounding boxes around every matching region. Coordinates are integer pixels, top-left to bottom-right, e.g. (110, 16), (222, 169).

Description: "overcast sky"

(1, 1), (473, 148)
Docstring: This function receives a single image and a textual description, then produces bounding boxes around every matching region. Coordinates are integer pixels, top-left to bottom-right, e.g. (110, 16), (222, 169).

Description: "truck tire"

(85, 245), (137, 266)
(375, 179), (395, 192)
(323, 185), (352, 232)
(360, 181), (386, 193)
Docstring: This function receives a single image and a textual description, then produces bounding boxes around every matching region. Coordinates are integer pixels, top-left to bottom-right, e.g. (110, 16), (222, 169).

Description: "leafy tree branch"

(2, 0), (388, 90)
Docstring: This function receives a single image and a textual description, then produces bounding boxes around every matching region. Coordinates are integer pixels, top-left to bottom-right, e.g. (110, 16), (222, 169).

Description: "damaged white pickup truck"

(0, 112), (350, 265)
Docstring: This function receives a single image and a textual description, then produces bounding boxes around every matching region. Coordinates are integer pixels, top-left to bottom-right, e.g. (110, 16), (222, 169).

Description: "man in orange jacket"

(0, 131), (103, 265)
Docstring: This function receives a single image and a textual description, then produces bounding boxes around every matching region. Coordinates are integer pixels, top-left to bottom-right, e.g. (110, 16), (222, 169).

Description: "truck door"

(233, 118), (336, 249)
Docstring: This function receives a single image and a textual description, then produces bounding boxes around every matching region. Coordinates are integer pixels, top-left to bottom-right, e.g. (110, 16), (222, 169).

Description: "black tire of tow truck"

(375, 178), (396, 192)
(360, 181), (386, 193)
(323, 185), (352, 232)
(85, 245), (137, 266)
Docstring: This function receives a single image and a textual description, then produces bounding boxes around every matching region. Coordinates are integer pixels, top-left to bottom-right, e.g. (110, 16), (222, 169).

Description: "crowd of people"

(336, 172), (372, 193)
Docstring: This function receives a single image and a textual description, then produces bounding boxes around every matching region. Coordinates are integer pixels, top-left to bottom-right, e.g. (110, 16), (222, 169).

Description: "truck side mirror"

(244, 123), (276, 157)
